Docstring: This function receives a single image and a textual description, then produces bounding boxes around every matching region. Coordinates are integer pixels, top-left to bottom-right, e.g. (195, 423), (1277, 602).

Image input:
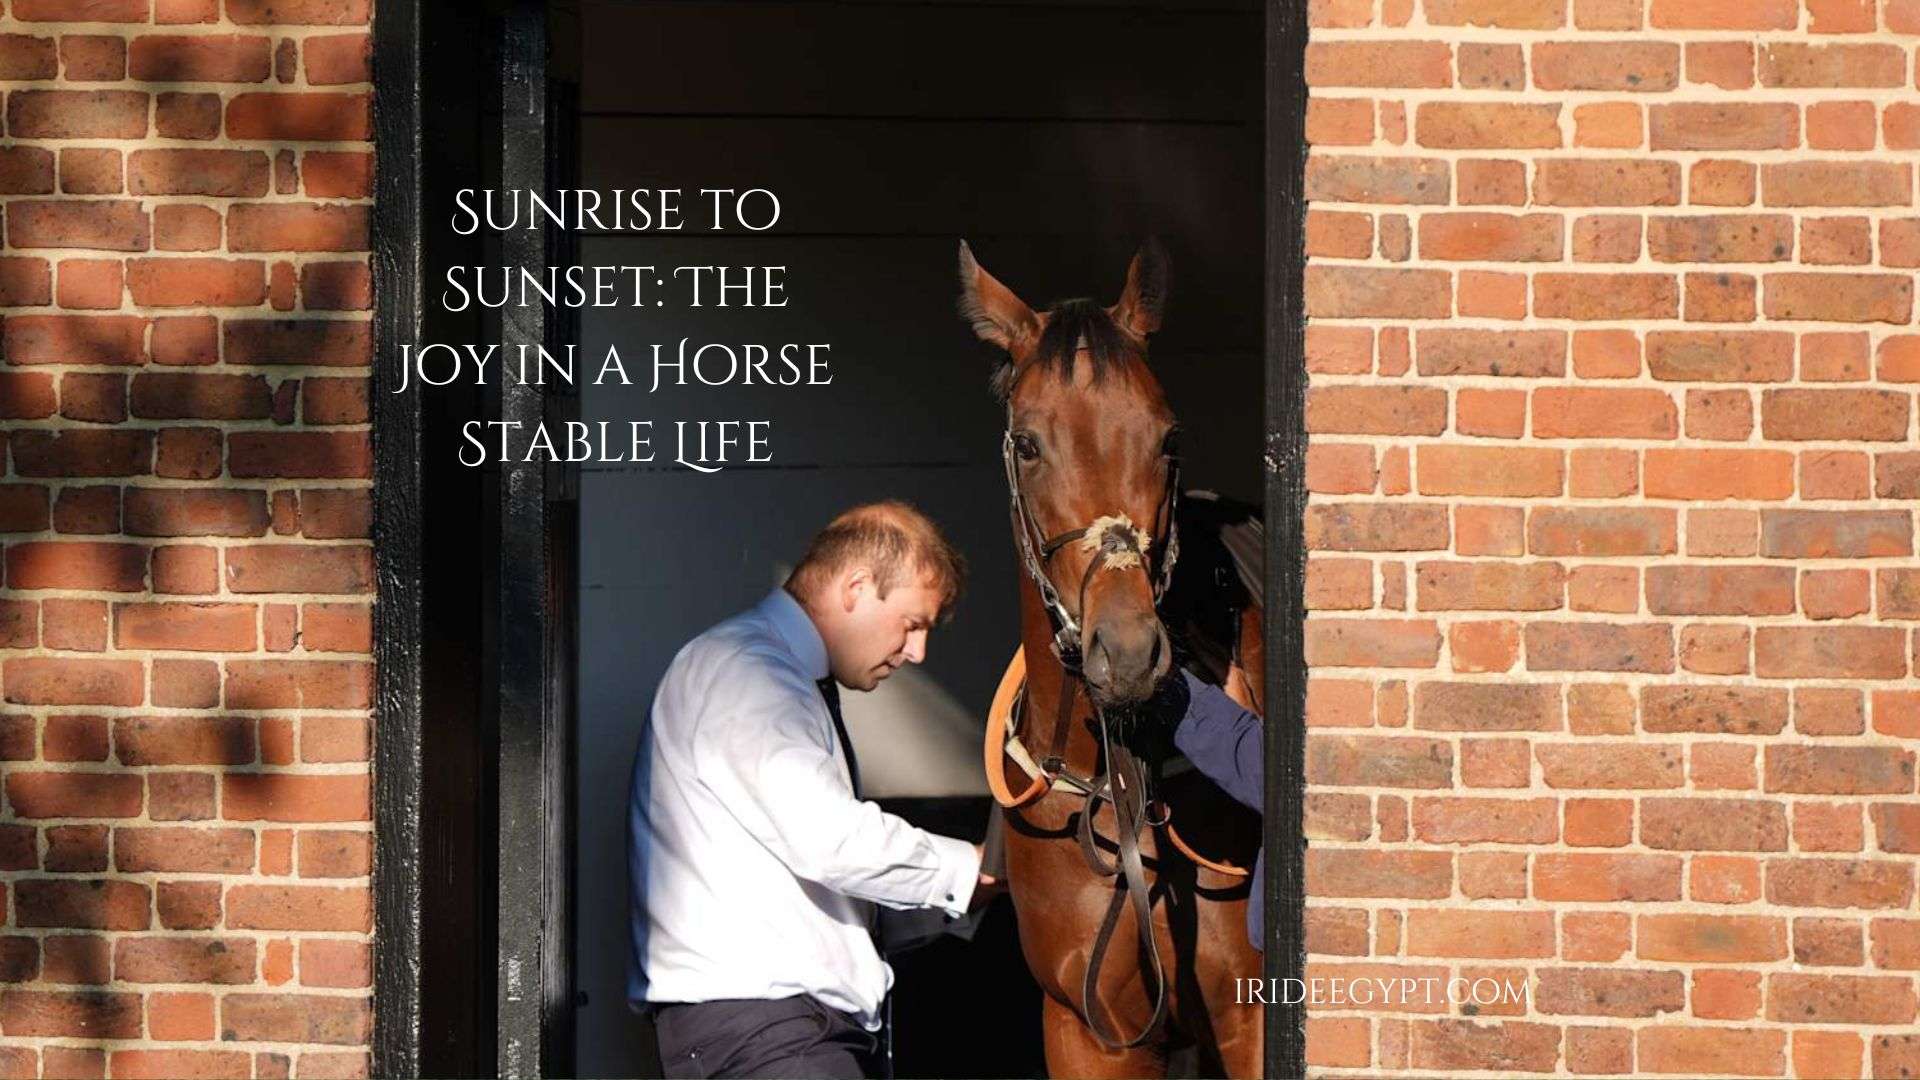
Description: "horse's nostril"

(1084, 631), (1112, 685)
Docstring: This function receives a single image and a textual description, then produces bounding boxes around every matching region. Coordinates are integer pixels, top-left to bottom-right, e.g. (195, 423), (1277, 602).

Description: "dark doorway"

(372, 1), (1306, 1075)
(570, 1), (1265, 1076)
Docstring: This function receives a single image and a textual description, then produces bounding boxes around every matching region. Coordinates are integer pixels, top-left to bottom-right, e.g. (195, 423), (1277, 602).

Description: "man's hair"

(785, 501), (966, 618)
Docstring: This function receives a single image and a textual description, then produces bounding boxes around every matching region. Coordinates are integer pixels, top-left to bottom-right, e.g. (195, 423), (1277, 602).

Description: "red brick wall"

(1303, 0), (1919, 1076)
(0, 0), (374, 1076)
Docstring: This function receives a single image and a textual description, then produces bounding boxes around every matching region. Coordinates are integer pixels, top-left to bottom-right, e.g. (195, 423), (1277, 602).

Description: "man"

(628, 501), (993, 1079)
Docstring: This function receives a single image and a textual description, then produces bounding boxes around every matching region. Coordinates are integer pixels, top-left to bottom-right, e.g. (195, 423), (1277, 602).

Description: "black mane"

(990, 298), (1137, 401)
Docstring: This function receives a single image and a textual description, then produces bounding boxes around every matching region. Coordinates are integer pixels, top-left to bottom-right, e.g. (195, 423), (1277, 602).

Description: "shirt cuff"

(923, 833), (980, 917)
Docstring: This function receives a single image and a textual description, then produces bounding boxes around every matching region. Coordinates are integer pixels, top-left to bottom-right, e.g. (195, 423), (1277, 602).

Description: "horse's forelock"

(991, 298), (1141, 404)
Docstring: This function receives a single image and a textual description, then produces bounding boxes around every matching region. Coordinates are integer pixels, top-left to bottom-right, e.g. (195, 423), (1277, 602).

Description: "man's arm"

(691, 652), (981, 915)
(1171, 669), (1263, 814)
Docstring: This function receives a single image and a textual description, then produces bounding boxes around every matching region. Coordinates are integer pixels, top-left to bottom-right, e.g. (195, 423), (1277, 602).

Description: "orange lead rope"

(984, 647), (1252, 877)
(984, 648), (1049, 808)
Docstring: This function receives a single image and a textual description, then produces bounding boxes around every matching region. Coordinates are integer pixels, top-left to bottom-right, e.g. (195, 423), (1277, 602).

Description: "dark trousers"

(652, 994), (881, 1079)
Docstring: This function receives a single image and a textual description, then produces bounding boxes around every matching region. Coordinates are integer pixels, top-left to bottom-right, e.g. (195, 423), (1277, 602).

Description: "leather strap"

(1078, 724), (1169, 1051)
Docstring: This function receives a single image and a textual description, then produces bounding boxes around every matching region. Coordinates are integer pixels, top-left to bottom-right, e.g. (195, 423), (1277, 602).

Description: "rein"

(997, 407), (1182, 1052)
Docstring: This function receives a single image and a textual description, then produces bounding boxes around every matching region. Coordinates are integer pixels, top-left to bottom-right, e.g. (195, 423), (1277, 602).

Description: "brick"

(125, 258), (268, 309)
(297, 830), (370, 878)
(225, 92), (370, 141)
(1766, 745), (1913, 795)
(1306, 386), (1446, 436)
(1424, 0), (1564, 27)
(0, 146), (56, 194)
(1645, 331), (1792, 383)
(58, 147), (121, 194)
(1458, 42), (1523, 90)
(115, 936), (255, 984)
(1533, 41), (1678, 91)
(1765, 389), (1910, 443)
(1649, 0), (1795, 27)
(1456, 158), (1525, 205)
(1688, 970), (1762, 1022)
(1764, 272), (1912, 322)
(1763, 162), (1911, 207)
(302, 149), (372, 198)
(1643, 797), (1786, 851)
(1645, 566), (1794, 617)
(15, 879), (148, 931)
(1411, 797), (1556, 844)
(7, 90), (147, 139)
(1769, 973), (1916, 1025)
(1762, 510), (1911, 558)
(226, 884), (369, 932)
(1412, 681), (1558, 732)
(1306, 41), (1452, 88)
(1759, 43), (1905, 87)
(216, 991), (371, 1047)
(1569, 109), (1639, 157)
(1537, 968), (1684, 1018)
(155, 91), (220, 139)
(1306, 155), (1450, 205)
(1800, 215), (1872, 262)
(1417, 103), (1561, 149)
(1408, 1019), (1557, 1073)
(1527, 506), (1675, 557)
(1309, 506), (1448, 555)
(229, 203), (368, 252)
(224, 318), (371, 367)
(1418, 212), (1561, 262)
(1638, 913), (1786, 962)
(127, 148), (270, 198)
(1647, 215), (1791, 263)
(1416, 329), (1564, 378)
(1641, 684), (1786, 735)
(302, 33), (370, 85)
(1307, 849), (1451, 898)
(225, 660), (371, 710)
(1538, 742), (1683, 789)
(130, 34), (271, 87)
(1418, 446), (1561, 497)
(1533, 387), (1675, 439)
(1305, 266), (1449, 318)
(1405, 909), (1553, 958)
(1691, 160), (1757, 206)
(6, 200), (148, 252)
(1534, 273), (1676, 320)
(227, 0), (371, 23)
(1525, 621), (1673, 674)
(1793, 917), (1864, 966)
(1650, 103), (1797, 150)
(1536, 852), (1683, 902)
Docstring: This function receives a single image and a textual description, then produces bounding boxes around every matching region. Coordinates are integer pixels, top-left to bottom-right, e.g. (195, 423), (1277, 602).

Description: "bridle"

(1001, 421), (1180, 670)
(999, 384), (1184, 1052)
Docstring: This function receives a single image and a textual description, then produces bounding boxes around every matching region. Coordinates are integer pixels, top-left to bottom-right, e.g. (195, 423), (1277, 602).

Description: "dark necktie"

(816, 676), (861, 798)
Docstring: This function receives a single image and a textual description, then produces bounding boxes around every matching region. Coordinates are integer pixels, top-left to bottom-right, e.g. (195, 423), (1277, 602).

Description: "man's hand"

(969, 842), (1005, 912)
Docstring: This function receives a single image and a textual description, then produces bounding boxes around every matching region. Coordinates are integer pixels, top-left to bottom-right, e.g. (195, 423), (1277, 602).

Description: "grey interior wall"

(573, 1), (1261, 1073)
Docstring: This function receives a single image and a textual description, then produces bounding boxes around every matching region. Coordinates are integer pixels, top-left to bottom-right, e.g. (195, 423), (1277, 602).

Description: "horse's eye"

(1162, 428), (1181, 459)
(1013, 432), (1041, 462)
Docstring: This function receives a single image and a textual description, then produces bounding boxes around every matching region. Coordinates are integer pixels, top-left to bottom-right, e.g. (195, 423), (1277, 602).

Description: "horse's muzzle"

(1082, 614), (1172, 705)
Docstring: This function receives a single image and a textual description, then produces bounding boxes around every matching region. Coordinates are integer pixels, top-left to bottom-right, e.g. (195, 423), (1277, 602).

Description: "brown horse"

(959, 241), (1265, 1078)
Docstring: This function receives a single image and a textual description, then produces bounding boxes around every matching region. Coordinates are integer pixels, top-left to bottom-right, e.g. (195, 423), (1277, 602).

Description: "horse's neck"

(1017, 576), (1100, 781)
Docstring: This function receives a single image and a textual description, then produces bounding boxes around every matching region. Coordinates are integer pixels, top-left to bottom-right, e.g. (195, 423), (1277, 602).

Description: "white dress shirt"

(627, 587), (981, 1030)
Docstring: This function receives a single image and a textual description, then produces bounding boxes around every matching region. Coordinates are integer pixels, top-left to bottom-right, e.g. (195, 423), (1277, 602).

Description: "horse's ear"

(958, 240), (1039, 353)
(1110, 239), (1169, 338)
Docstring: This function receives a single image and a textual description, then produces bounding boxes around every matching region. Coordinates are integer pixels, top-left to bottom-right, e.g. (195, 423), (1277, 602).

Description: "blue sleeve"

(1171, 669), (1263, 814)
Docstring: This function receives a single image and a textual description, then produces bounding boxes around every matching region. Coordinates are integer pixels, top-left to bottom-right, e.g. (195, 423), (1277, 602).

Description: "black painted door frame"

(370, 1), (1307, 1076)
